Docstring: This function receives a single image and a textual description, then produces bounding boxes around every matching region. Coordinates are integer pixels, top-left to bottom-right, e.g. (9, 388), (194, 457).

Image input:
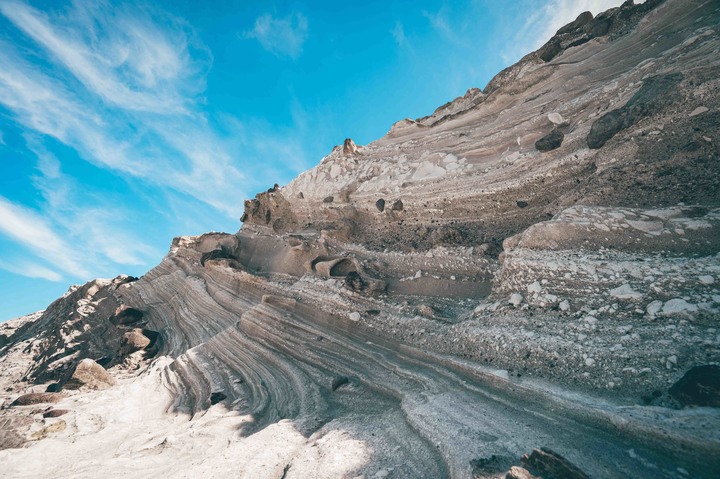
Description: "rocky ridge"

(1, 1), (719, 478)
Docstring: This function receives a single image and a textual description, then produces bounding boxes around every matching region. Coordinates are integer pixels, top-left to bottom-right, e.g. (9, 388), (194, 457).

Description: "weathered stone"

(323, 196), (334, 203)
(521, 448), (589, 479)
(11, 393), (63, 406)
(375, 198), (385, 212)
(535, 129), (564, 152)
(43, 409), (70, 418)
(391, 199), (404, 211)
(120, 329), (151, 355)
(65, 359), (115, 390)
(506, 466), (540, 479)
(343, 138), (359, 155)
(588, 73), (683, 149)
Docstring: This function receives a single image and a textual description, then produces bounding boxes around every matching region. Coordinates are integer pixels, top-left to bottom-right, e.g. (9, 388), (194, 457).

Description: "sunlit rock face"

(2, 1), (720, 477)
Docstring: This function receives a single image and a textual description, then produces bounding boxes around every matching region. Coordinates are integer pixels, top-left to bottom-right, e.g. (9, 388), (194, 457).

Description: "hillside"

(1, 1), (719, 477)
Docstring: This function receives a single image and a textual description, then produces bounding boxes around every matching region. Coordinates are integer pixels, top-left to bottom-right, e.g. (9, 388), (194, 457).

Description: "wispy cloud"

(0, 0), (247, 217)
(0, 195), (91, 278)
(245, 12), (308, 59)
(0, 0), (200, 114)
(391, 21), (406, 46)
(0, 259), (63, 282)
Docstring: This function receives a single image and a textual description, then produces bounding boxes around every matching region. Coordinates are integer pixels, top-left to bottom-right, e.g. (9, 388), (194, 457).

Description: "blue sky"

(0, 0), (624, 321)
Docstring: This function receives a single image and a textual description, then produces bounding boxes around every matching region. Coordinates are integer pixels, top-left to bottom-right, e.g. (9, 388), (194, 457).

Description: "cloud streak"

(245, 12), (308, 59)
(0, 0), (247, 217)
(0, 195), (91, 278)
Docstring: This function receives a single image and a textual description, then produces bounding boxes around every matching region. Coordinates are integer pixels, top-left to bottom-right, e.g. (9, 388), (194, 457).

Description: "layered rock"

(1, 0), (719, 477)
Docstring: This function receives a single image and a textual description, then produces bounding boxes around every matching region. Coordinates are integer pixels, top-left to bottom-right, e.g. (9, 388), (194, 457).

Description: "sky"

(0, 0), (627, 322)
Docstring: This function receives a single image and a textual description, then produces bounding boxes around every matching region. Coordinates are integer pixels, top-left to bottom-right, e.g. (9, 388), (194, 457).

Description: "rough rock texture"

(65, 359), (115, 390)
(1, 1), (719, 477)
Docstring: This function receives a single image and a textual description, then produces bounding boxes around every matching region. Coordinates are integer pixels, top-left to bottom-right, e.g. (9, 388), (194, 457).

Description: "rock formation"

(1, 0), (719, 477)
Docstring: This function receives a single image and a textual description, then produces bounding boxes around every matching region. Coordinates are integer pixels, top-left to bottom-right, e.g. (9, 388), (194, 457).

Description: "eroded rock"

(65, 359), (115, 390)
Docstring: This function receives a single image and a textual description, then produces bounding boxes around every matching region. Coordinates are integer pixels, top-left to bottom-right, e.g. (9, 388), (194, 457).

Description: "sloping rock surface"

(1, 1), (719, 477)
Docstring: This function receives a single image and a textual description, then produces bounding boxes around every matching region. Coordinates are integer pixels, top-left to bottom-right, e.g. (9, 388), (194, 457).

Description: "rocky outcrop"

(1, 1), (719, 477)
(64, 359), (115, 390)
(587, 73), (683, 148)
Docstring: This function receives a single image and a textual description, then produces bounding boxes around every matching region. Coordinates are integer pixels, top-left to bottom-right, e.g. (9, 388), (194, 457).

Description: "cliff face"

(2, 1), (720, 478)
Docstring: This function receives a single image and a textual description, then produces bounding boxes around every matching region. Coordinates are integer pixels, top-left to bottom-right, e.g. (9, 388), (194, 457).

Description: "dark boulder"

(323, 196), (334, 203)
(391, 199), (404, 211)
(588, 73), (683, 149)
(210, 391), (227, 405)
(557, 11), (593, 35)
(375, 198), (385, 212)
(344, 271), (366, 292)
(521, 448), (589, 479)
(516, 201), (529, 208)
(43, 409), (70, 418)
(669, 365), (720, 407)
(535, 129), (564, 152)
(11, 393), (63, 406)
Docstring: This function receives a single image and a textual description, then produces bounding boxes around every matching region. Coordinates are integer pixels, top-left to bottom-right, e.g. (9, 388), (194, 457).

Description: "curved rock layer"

(1, 1), (720, 478)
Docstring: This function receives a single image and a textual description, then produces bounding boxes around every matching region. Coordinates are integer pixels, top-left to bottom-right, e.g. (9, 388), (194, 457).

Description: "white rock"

(509, 293), (523, 306)
(662, 298), (698, 315)
(547, 112), (567, 125)
(559, 300), (570, 311)
(414, 270), (422, 279)
(527, 281), (542, 294)
(646, 300), (663, 317)
(585, 358), (596, 367)
(348, 312), (361, 322)
(689, 106), (708, 117)
(609, 284), (643, 300)
(699, 275), (715, 285)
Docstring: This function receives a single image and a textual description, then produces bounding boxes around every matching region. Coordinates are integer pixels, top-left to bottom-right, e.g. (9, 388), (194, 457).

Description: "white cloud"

(0, 2), (247, 218)
(245, 12), (308, 59)
(0, 259), (63, 282)
(0, 195), (91, 278)
(0, 0), (200, 114)
(392, 21), (406, 46)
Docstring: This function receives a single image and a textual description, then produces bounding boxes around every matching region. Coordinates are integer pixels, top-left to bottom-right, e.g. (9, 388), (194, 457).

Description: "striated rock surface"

(1, 1), (720, 477)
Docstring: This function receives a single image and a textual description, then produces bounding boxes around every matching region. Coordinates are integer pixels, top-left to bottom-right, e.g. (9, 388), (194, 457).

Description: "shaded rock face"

(521, 448), (589, 479)
(587, 73), (683, 148)
(669, 365), (720, 407)
(64, 359), (115, 390)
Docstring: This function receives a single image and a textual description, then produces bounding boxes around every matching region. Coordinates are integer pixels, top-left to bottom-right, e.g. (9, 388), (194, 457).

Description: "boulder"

(120, 329), (151, 355)
(10, 393), (63, 406)
(375, 198), (385, 212)
(588, 73), (683, 149)
(535, 129), (564, 152)
(521, 448), (589, 479)
(342, 138), (359, 155)
(43, 409), (70, 418)
(65, 358), (115, 390)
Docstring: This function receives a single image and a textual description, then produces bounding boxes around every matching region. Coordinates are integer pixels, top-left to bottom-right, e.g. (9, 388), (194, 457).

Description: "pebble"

(527, 281), (542, 294)
(585, 358), (596, 367)
(699, 275), (715, 285)
(509, 293), (523, 306)
(559, 300), (570, 311)
(414, 270), (422, 279)
(348, 312), (361, 322)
